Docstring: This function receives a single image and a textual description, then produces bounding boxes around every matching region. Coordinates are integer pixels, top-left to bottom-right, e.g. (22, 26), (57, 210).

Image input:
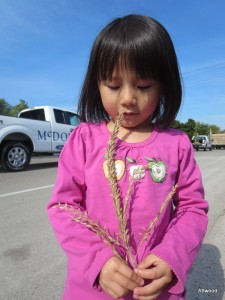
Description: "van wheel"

(0, 142), (31, 171)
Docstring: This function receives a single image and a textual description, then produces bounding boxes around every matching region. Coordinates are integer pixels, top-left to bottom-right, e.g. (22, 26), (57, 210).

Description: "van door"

(50, 109), (79, 152)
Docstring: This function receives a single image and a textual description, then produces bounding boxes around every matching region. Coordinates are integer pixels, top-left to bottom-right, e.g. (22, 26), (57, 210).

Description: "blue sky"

(0, 0), (225, 129)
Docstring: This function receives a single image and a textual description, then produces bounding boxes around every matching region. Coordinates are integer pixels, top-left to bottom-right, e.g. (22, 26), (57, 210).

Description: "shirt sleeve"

(46, 124), (114, 287)
(150, 133), (208, 294)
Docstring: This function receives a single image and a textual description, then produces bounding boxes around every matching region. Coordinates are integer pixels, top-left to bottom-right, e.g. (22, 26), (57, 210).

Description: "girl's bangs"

(97, 35), (161, 81)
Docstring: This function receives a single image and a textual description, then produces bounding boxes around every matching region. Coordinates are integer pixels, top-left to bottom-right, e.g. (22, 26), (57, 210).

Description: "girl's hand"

(133, 254), (173, 300)
(99, 256), (144, 299)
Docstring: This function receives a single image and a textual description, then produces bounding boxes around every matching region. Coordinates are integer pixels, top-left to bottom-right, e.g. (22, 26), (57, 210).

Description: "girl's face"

(98, 65), (161, 131)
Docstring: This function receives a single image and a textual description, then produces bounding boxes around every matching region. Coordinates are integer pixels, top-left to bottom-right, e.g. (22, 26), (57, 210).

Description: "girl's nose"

(119, 87), (137, 107)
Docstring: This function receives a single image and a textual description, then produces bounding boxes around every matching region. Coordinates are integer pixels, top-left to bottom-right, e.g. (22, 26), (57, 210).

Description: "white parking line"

(0, 185), (54, 198)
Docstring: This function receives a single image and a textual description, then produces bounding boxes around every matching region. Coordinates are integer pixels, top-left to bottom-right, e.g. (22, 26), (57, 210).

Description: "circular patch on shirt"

(146, 157), (167, 183)
(129, 165), (145, 180)
(103, 159), (125, 181)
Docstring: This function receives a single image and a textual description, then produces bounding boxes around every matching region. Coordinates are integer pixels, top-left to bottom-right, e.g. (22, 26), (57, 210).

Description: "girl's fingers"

(133, 291), (161, 300)
(104, 283), (127, 299)
(138, 254), (159, 269)
(100, 273), (127, 298)
(113, 271), (142, 291)
(135, 268), (157, 280)
(134, 276), (171, 299)
(133, 261), (173, 299)
(102, 273), (139, 298)
(133, 277), (169, 299)
(116, 262), (144, 287)
(133, 290), (161, 300)
(99, 257), (144, 298)
(135, 259), (173, 283)
(135, 266), (162, 280)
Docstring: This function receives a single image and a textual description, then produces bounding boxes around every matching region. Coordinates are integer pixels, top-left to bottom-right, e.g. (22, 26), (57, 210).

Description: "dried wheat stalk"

(135, 184), (178, 260)
(120, 178), (136, 268)
(105, 113), (124, 223)
(105, 113), (136, 268)
(53, 203), (124, 260)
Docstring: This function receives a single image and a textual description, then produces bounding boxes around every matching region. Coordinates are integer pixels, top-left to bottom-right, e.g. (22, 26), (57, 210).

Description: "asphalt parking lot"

(0, 151), (225, 300)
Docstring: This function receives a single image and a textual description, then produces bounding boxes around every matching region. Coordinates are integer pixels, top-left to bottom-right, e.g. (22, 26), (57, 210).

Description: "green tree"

(182, 119), (196, 139)
(10, 99), (29, 116)
(197, 123), (210, 135)
(0, 98), (12, 115)
(171, 120), (182, 129)
(209, 124), (220, 134)
(172, 119), (223, 138)
(0, 99), (29, 116)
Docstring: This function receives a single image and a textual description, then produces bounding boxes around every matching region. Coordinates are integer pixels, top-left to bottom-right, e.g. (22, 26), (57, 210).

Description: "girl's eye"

(138, 85), (152, 90)
(106, 84), (120, 90)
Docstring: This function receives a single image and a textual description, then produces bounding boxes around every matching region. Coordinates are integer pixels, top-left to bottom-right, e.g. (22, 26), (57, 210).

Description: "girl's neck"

(107, 120), (153, 143)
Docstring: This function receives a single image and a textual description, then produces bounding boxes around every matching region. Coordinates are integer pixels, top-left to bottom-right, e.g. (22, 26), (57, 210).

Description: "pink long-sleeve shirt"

(47, 122), (208, 300)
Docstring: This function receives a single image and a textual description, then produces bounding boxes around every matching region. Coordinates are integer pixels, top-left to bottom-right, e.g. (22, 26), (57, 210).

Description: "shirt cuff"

(88, 247), (115, 288)
(149, 248), (186, 294)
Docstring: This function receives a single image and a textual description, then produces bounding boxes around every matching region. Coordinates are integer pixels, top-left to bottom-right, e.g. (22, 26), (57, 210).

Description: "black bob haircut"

(78, 14), (182, 127)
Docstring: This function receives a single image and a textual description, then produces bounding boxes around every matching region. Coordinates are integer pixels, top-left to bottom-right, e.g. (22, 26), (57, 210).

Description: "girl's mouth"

(123, 112), (138, 117)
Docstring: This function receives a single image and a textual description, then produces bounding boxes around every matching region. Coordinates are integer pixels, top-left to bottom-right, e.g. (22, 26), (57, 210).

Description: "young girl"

(47, 14), (208, 300)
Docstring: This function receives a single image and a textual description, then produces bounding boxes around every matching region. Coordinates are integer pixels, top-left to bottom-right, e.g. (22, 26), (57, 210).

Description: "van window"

(66, 112), (80, 126)
(197, 136), (206, 142)
(53, 109), (80, 125)
(54, 109), (66, 124)
(19, 109), (46, 121)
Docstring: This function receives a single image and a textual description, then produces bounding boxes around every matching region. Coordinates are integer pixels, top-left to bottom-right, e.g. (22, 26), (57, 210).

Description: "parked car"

(0, 106), (80, 171)
(192, 135), (213, 151)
